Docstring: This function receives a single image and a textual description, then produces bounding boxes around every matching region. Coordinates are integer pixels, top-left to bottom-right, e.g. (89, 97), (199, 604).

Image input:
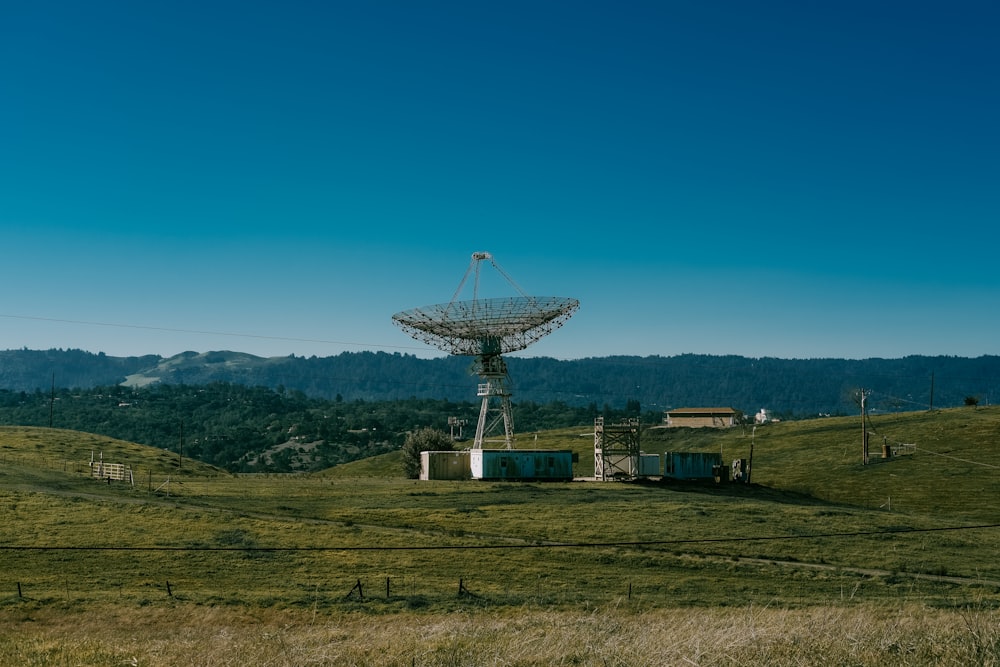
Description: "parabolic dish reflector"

(392, 296), (580, 356)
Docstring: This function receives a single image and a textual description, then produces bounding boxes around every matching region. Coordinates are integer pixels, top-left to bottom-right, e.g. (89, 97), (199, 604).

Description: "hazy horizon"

(4, 2), (997, 361)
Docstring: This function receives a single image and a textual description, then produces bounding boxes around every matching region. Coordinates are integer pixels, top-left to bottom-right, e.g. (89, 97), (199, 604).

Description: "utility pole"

(860, 389), (871, 465)
(928, 372), (935, 411)
(49, 373), (55, 428)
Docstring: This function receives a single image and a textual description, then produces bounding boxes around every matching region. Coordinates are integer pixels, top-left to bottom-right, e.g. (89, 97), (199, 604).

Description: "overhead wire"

(0, 313), (609, 404)
(912, 446), (1000, 470)
(861, 391), (1000, 469)
(0, 313), (428, 353)
(3, 312), (998, 409)
(869, 390), (931, 411)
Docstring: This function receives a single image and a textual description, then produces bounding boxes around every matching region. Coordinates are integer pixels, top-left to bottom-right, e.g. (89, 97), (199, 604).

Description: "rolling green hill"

(2, 409), (1000, 604)
(0, 425), (225, 476)
(331, 404), (1000, 523)
(3, 410), (1000, 664)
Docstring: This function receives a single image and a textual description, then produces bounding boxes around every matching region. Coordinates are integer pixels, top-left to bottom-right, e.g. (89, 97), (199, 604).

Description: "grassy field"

(4, 603), (1000, 666)
(2, 407), (1000, 664)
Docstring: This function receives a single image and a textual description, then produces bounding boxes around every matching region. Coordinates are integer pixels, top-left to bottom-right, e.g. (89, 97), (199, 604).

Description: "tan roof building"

(664, 407), (738, 428)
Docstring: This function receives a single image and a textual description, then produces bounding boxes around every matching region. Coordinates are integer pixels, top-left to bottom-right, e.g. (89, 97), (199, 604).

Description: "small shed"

(663, 452), (723, 480)
(470, 449), (573, 481)
(420, 450), (471, 480)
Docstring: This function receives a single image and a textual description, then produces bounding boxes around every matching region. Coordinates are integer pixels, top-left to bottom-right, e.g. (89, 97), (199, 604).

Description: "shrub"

(400, 427), (454, 478)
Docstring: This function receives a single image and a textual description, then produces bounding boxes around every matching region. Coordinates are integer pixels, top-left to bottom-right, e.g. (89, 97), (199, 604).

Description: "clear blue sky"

(2, 1), (997, 361)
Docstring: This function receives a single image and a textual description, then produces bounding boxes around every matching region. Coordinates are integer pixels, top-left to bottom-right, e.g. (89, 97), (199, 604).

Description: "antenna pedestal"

(473, 354), (514, 449)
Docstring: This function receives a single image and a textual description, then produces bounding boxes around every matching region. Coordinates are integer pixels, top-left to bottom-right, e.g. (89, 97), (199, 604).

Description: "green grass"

(642, 406), (1000, 522)
(2, 410), (1000, 663)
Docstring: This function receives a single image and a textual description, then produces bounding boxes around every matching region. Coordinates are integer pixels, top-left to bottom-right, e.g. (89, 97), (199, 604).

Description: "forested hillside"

(0, 348), (160, 388)
(0, 382), (616, 472)
(2, 348), (998, 418)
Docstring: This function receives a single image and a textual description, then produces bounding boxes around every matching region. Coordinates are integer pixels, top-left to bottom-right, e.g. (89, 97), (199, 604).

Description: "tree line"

(2, 349), (998, 417)
(0, 382), (653, 473)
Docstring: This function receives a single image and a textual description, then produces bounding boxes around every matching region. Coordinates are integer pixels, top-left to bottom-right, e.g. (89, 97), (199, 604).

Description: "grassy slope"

(3, 413), (1000, 664)
(643, 406), (1000, 522)
(1, 408), (998, 606)
(0, 425), (225, 479)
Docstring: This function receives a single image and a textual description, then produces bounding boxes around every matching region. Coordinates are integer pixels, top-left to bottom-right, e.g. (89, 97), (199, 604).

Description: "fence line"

(2, 572), (578, 607)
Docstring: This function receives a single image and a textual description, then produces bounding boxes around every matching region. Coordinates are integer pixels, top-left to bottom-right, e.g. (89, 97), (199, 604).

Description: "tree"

(964, 395), (980, 407)
(400, 427), (454, 479)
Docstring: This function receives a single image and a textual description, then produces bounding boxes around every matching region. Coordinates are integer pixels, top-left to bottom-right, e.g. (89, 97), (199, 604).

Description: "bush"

(400, 427), (454, 478)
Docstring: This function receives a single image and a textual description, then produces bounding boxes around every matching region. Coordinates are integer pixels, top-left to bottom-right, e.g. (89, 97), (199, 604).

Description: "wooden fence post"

(347, 579), (364, 600)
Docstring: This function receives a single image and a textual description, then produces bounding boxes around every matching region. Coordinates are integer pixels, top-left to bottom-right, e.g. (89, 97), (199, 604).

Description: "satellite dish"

(392, 252), (579, 449)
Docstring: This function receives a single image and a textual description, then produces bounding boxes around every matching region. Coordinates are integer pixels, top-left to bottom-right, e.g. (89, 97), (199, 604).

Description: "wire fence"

(1, 568), (616, 608)
(6, 520), (1000, 610)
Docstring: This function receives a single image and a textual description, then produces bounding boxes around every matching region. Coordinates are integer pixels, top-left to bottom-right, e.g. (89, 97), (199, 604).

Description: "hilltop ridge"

(2, 347), (998, 418)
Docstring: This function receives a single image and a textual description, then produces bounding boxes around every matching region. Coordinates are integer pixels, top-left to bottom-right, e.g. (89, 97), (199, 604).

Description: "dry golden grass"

(2, 601), (999, 666)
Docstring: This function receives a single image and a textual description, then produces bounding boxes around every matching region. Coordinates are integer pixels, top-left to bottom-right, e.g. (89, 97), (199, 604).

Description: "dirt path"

(726, 554), (1000, 588)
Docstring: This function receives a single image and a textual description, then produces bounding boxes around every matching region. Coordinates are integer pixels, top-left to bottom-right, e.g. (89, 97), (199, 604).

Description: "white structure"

(594, 417), (641, 481)
(392, 252), (579, 450)
(90, 451), (133, 484)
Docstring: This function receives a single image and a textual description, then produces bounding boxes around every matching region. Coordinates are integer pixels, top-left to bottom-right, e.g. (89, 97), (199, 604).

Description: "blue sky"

(2, 1), (997, 361)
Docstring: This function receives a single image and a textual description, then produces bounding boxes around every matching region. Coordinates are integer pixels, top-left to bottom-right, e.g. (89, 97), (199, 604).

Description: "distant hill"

(0, 348), (160, 389)
(2, 348), (999, 418)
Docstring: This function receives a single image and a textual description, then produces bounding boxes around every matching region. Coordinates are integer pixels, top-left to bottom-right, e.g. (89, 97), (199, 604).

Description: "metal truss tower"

(473, 353), (514, 449)
(594, 417), (641, 481)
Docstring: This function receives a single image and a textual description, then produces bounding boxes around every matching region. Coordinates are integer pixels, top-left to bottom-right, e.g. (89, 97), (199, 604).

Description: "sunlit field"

(3, 407), (1000, 664)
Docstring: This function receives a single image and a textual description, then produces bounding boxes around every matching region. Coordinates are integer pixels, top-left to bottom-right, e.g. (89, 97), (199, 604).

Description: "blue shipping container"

(470, 449), (574, 481)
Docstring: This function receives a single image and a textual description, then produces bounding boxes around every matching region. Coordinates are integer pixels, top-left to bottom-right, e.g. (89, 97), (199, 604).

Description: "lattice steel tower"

(594, 417), (641, 481)
(392, 252), (579, 449)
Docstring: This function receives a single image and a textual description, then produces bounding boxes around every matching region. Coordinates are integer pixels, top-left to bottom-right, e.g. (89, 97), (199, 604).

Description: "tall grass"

(2, 602), (998, 665)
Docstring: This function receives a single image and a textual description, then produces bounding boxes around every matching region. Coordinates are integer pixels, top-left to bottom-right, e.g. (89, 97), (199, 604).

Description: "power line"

(913, 447), (1000, 470)
(4, 312), (999, 409)
(0, 313), (584, 400)
(0, 313), (427, 354)
(3, 522), (999, 553)
(868, 390), (931, 410)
